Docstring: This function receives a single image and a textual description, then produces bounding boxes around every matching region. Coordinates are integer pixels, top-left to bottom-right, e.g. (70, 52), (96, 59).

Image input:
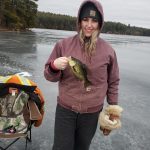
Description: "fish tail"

(84, 80), (92, 88)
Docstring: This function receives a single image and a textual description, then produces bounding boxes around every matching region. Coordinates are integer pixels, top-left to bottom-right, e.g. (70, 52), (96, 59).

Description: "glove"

(99, 105), (123, 136)
(105, 105), (123, 118)
(53, 57), (69, 70)
(100, 113), (119, 136)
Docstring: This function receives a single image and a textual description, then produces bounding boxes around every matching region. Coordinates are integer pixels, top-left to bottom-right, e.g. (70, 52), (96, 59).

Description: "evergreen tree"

(0, 0), (38, 30)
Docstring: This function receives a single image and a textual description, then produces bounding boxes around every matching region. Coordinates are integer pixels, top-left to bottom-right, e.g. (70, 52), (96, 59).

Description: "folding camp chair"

(0, 88), (42, 150)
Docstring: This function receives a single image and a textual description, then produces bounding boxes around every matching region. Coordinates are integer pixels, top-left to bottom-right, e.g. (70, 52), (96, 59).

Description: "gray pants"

(52, 104), (100, 150)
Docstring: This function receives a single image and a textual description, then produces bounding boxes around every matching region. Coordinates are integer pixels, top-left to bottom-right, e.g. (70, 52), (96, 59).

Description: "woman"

(44, 0), (120, 150)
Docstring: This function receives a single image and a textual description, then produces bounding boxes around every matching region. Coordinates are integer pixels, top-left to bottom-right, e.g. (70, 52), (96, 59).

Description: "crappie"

(68, 56), (91, 88)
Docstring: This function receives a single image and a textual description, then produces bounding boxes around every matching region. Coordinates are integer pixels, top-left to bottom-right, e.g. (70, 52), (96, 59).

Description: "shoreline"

(0, 28), (10, 31)
(1, 27), (150, 37)
(0, 27), (31, 32)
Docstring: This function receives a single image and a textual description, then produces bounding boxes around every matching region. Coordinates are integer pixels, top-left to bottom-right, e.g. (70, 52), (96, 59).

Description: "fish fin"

(72, 66), (77, 74)
(71, 57), (83, 65)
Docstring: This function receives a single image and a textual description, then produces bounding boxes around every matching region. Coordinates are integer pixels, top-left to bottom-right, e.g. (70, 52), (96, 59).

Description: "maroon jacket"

(44, 0), (120, 113)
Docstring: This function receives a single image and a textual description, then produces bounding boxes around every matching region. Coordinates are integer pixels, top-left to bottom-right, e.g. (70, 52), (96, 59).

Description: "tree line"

(35, 12), (76, 31)
(0, 1), (150, 36)
(36, 12), (150, 36)
(0, 0), (38, 30)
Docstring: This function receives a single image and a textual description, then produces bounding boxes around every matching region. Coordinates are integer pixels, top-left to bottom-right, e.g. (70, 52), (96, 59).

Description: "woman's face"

(81, 17), (99, 37)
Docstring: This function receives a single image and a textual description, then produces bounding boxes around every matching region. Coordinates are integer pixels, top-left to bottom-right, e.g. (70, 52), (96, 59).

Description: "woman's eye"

(82, 17), (88, 21)
(92, 19), (98, 22)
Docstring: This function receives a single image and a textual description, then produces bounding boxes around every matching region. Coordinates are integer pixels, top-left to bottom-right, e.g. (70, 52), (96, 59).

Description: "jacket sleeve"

(44, 42), (62, 82)
(107, 50), (120, 105)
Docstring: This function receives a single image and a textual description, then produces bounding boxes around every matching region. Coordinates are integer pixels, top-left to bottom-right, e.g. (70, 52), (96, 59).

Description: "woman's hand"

(53, 57), (69, 70)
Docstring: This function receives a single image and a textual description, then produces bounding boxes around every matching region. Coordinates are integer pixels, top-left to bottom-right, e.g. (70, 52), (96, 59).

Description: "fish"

(68, 56), (92, 88)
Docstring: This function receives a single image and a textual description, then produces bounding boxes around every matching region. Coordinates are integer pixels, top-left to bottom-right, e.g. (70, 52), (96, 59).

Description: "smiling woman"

(79, 1), (101, 56)
(44, 0), (120, 150)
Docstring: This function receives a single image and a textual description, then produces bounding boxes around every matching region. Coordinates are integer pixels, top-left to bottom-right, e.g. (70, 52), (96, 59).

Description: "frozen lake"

(0, 28), (150, 150)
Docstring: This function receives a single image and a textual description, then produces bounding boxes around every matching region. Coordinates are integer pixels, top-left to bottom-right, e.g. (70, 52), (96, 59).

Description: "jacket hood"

(77, 0), (104, 32)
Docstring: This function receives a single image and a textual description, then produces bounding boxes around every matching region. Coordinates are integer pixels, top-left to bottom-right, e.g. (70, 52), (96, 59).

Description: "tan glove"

(53, 57), (69, 70)
(100, 114), (119, 135)
(99, 105), (123, 136)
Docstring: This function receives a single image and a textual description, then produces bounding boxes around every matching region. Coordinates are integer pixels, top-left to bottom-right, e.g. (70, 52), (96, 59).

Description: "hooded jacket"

(44, 0), (119, 113)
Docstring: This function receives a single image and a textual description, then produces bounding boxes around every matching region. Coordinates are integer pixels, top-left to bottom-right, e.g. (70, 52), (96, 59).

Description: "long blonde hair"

(79, 29), (99, 57)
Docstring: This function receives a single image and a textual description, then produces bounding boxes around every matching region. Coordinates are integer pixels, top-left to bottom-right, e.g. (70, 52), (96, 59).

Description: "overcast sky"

(37, 0), (150, 29)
